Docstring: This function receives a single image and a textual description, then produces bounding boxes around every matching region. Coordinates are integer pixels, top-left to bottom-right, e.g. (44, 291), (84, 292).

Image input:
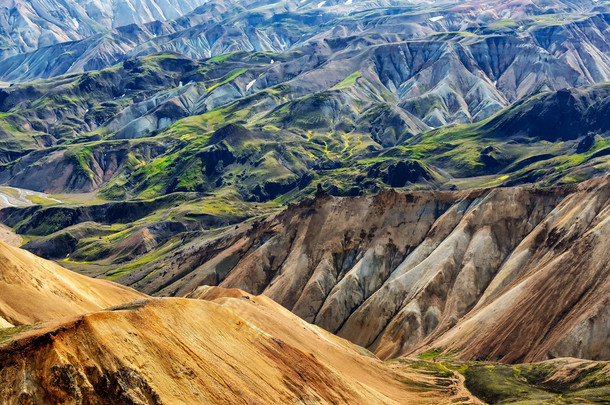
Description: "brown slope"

(127, 175), (610, 364)
(0, 288), (480, 404)
(190, 286), (481, 404)
(0, 240), (144, 327)
(420, 176), (610, 363)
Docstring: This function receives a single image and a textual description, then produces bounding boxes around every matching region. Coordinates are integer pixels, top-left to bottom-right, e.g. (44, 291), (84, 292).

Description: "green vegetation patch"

(0, 324), (38, 345)
(458, 361), (610, 404)
(333, 71), (362, 90)
(207, 68), (248, 92)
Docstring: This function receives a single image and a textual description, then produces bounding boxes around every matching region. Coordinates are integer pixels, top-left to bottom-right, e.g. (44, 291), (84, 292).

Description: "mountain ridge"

(0, 288), (481, 404)
(105, 175), (610, 364)
(0, 239), (143, 327)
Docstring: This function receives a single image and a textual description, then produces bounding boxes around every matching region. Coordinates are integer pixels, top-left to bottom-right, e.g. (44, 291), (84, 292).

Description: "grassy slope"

(402, 350), (610, 404)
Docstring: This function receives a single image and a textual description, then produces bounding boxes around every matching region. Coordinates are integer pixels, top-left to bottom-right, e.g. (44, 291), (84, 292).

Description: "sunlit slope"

(137, 176), (610, 364)
(0, 240), (144, 326)
(0, 288), (481, 404)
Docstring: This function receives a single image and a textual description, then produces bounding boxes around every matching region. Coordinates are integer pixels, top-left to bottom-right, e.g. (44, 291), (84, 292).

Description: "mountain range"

(2, 222), (610, 404)
(0, 0), (210, 57)
(0, 240), (485, 404)
(2, 0), (610, 402)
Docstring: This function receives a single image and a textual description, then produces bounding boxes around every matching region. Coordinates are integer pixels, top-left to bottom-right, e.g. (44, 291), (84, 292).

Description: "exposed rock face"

(424, 176), (610, 363)
(0, 290), (475, 404)
(0, 227), (477, 404)
(0, 240), (143, 327)
(128, 176), (610, 363)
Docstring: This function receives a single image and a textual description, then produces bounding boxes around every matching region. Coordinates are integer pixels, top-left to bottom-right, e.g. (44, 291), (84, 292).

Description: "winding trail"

(440, 363), (483, 404)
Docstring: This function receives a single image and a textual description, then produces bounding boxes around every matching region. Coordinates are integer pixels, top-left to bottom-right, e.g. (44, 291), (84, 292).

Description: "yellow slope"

(0, 240), (144, 326)
(0, 287), (481, 404)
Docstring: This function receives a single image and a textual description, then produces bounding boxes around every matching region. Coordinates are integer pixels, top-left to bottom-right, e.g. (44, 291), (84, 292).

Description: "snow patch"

(429, 16), (444, 22)
(345, 0), (352, 4)
(317, 1), (326, 7)
(246, 79), (256, 91)
(72, 18), (80, 29)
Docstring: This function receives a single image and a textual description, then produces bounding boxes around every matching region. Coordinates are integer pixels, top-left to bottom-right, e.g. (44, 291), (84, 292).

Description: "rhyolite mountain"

(2, 66), (610, 282)
(2, 0), (610, 208)
(3, 0), (610, 129)
(2, 0), (610, 298)
(1, 240), (610, 404)
(123, 175), (610, 365)
(2, 0), (610, 402)
(0, 241), (484, 404)
(0, 239), (142, 327)
(1, 0), (604, 82)
(1, 55), (610, 203)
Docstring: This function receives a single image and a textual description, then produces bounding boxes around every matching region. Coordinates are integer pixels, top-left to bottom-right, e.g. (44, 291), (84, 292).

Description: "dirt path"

(440, 362), (484, 404)
(387, 359), (484, 404)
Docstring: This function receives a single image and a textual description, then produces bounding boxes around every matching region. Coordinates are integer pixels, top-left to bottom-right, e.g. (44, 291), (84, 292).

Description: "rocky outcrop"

(126, 176), (610, 364)
(0, 211), (477, 404)
(422, 176), (610, 363)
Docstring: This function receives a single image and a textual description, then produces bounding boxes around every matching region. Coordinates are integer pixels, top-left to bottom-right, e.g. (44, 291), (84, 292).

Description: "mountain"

(2, 80), (610, 280)
(1, 234), (610, 404)
(101, 175), (610, 365)
(2, 0), (610, 402)
(0, 285), (484, 404)
(1, 211), (609, 404)
(0, 239), (143, 327)
(0, 54), (609, 203)
(2, 232), (610, 405)
(0, 0), (209, 58)
(1, 0), (604, 82)
(1, 0), (610, 208)
(2, 0), (610, 129)
(0, 231), (478, 403)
